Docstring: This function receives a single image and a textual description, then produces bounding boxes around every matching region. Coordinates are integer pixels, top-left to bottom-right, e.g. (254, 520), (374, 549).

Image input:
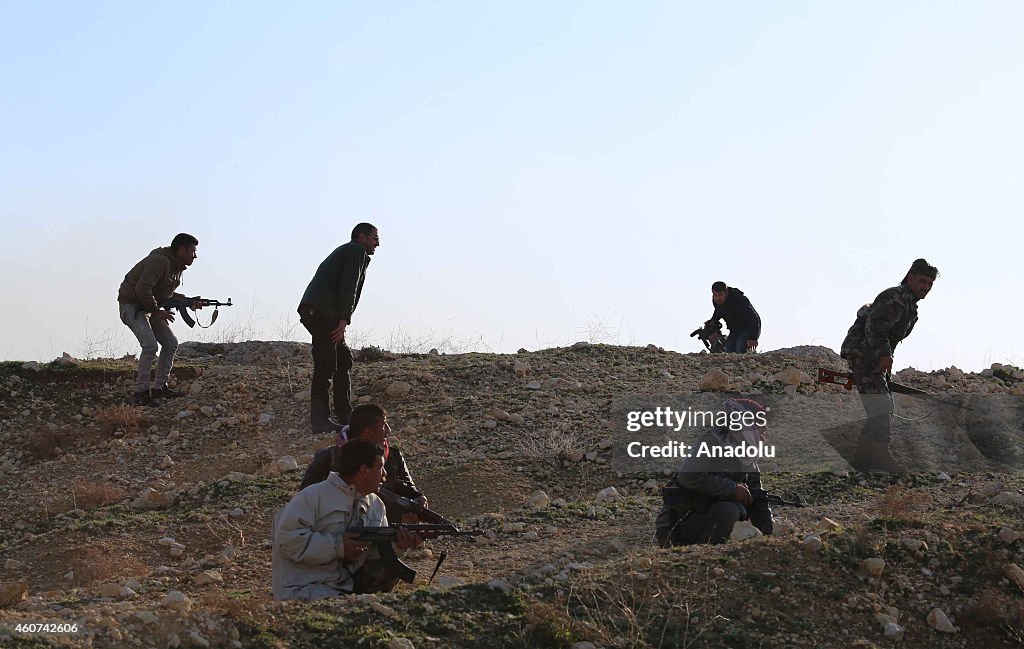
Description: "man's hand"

(342, 531), (370, 561)
(746, 339), (758, 351)
(732, 482), (753, 506)
(330, 319), (348, 344)
(413, 495), (428, 509)
(879, 356), (894, 372)
(191, 296), (204, 310)
(153, 309), (175, 324)
(394, 526), (423, 550)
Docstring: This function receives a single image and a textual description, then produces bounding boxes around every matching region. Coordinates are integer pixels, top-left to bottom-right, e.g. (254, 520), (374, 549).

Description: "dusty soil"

(0, 343), (1022, 648)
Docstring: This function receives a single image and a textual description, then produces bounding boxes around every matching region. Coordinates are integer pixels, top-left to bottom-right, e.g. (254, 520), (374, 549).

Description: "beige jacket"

(117, 247), (185, 312)
(271, 473), (388, 601)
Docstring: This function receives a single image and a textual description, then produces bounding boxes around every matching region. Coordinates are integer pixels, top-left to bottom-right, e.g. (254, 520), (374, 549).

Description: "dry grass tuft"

(960, 589), (1024, 642)
(93, 404), (147, 433)
(24, 428), (71, 459)
(72, 480), (126, 509)
(71, 547), (149, 586)
(874, 485), (931, 521)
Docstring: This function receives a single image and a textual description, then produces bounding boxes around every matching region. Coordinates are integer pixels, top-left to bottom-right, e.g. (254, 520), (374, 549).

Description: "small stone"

(389, 639), (416, 649)
(697, 368), (731, 392)
(991, 491), (1024, 508)
(523, 531), (539, 541)
(0, 581), (28, 607)
(385, 381), (412, 398)
(596, 487), (620, 501)
(567, 450), (584, 463)
(571, 643), (597, 649)
(371, 602), (396, 616)
(926, 607), (957, 633)
(816, 517), (842, 533)
(3, 559), (24, 570)
(526, 381), (542, 390)
(193, 571), (223, 586)
(435, 575), (465, 590)
(229, 508), (244, 518)
(900, 539), (928, 555)
(860, 558), (886, 577)
(883, 622), (904, 641)
(487, 579), (513, 593)
(998, 527), (1022, 544)
(133, 610), (159, 624)
(160, 590), (192, 613)
(526, 490), (550, 508)
(729, 521), (763, 541)
(159, 455), (174, 469)
(275, 456), (299, 473)
(1005, 563), (1024, 592)
(98, 582), (122, 597)
(257, 413), (272, 425)
(801, 534), (823, 552)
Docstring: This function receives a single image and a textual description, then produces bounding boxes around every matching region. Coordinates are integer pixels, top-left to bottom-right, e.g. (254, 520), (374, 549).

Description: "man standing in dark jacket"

(655, 398), (773, 546)
(299, 223), (379, 433)
(840, 258), (938, 473)
(299, 404), (427, 523)
(705, 281), (761, 353)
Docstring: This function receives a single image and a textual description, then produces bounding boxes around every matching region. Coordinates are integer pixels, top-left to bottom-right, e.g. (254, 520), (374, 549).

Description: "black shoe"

(152, 385), (185, 399)
(131, 390), (152, 406)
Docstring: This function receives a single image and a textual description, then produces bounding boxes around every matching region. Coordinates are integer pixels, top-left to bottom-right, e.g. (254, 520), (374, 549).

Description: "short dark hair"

(348, 404), (386, 439)
(904, 258), (939, 282)
(171, 233), (199, 251)
(351, 223), (377, 240)
(337, 439), (385, 478)
(711, 281), (727, 292)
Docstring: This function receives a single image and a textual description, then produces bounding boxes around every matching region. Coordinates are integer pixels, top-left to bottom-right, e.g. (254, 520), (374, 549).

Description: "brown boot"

(869, 442), (908, 474)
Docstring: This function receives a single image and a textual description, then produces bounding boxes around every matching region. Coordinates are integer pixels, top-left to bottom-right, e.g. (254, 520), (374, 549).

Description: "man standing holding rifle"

(117, 233), (202, 406)
(840, 258), (939, 473)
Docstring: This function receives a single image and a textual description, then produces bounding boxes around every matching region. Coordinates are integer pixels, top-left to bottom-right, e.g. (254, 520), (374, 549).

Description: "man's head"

(351, 223), (380, 256)
(711, 281), (728, 306)
(170, 233), (199, 267)
(902, 258), (938, 300)
(347, 404), (388, 446)
(337, 439), (386, 495)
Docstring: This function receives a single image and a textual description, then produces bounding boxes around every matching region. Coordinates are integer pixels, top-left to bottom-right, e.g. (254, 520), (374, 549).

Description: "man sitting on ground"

(272, 439), (423, 600)
(299, 403), (426, 523)
(655, 398), (774, 546)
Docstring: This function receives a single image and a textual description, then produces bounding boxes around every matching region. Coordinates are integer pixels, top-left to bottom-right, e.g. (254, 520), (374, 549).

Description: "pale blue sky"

(2, 1), (1022, 371)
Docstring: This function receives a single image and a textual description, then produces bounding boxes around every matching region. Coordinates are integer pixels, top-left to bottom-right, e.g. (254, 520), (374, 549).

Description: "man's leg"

(674, 501), (746, 544)
(851, 359), (905, 473)
(151, 316), (179, 390)
(724, 332), (739, 353)
(119, 304), (157, 401)
(333, 340), (354, 425)
(300, 306), (338, 434)
(732, 330), (751, 354)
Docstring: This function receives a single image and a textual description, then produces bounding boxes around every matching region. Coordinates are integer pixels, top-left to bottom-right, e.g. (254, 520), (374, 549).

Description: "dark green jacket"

(299, 241), (371, 323)
(841, 284), (919, 362)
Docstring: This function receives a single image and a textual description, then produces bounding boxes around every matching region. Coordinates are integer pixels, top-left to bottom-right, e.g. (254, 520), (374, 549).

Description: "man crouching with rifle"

(272, 440), (423, 600)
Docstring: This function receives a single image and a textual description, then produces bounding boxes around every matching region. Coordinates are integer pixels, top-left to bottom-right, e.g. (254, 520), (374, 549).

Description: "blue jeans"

(725, 329), (755, 353)
(119, 303), (178, 392)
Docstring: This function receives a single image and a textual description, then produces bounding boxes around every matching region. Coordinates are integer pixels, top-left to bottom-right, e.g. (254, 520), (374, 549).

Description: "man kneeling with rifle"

(272, 440), (424, 600)
(655, 399), (778, 546)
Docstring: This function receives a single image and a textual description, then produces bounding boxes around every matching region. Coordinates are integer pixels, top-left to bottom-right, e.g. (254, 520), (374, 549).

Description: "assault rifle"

(378, 487), (456, 526)
(751, 488), (806, 508)
(690, 320), (726, 353)
(346, 524), (484, 593)
(158, 296), (233, 329)
(816, 368), (973, 411)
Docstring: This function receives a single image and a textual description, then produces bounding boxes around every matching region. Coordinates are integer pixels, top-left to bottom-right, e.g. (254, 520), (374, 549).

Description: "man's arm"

(384, 448), (423, 500)
(738, 296), (761, 341)
(133, 256), (168, 312)
(274, 492), (346, 565)
(863, 290), (906, 365)
(298, 447), (333, 491)
(336, 249), (366, 327)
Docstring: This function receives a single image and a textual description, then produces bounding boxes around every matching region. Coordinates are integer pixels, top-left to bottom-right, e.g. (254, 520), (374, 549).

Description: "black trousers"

(298, 305), (353, 431)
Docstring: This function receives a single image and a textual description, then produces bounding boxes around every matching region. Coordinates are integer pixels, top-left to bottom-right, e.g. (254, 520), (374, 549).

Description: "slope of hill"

(0, 343), (1022, 648)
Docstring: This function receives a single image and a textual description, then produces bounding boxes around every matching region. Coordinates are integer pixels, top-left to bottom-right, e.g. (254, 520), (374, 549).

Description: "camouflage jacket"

(841, 284), (919, 362)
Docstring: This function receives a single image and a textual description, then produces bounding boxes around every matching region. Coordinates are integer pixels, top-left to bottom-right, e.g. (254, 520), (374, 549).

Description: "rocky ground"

(0, 342), (1022, 648)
